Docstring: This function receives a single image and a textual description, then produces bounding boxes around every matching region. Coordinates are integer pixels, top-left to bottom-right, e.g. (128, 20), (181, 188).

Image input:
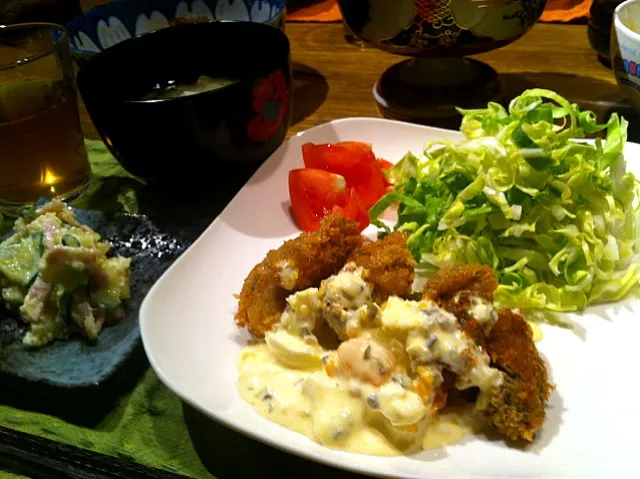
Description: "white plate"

(140, 118), (640, 479)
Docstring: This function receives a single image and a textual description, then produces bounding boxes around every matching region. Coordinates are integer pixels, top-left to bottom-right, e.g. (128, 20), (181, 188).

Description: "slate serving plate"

(0, 207), (188, 397)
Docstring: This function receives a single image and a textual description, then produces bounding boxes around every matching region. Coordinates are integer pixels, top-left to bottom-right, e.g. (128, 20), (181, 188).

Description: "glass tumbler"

(0, 23), (92, 206)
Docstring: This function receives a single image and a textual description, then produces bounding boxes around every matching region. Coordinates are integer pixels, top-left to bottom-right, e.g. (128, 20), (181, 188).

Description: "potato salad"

(0, 200), (131, 347)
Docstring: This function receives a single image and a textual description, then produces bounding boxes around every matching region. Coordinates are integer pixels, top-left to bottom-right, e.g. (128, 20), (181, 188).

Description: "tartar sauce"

(237, 265), (505, 456)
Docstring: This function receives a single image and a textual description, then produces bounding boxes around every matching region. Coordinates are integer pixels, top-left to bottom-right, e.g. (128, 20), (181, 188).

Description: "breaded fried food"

(349, 231), (415, 302)
(422, 264), (498, 303)
(234, 214), (363, 338)
(484, 309), (552, 442)
(422, 264), (500, 347)
(422, 264), (552, 442)
(235, 261), (289, 339)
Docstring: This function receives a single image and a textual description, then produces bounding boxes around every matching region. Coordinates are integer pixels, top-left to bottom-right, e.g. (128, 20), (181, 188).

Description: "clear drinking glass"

(0, 23), (91, 206)
(0, 0), (83, 26)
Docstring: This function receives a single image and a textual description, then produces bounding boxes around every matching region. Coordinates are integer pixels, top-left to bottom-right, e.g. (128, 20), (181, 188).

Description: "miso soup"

(141, 75), (238, 100)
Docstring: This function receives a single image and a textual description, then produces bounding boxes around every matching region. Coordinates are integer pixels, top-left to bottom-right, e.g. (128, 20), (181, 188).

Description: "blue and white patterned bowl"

(612, 0), (640, 108)
(65, 0), (285, 63)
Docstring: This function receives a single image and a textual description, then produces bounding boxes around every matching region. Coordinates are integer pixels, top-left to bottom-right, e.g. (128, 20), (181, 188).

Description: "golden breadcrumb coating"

(349, 231), (415, 302)
(234, 214), (363, 338)
(484, 309), (553, 441)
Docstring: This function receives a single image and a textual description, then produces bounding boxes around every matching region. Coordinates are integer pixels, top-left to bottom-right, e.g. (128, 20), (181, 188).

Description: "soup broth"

(141, 75), (238, 100)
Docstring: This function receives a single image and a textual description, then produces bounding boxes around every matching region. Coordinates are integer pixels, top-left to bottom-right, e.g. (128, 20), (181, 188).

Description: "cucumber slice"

(90, 287), (122, 309)
(62, 234), (81, 247)
(0, 233), (43, 286)
(32, 232), (43, 255)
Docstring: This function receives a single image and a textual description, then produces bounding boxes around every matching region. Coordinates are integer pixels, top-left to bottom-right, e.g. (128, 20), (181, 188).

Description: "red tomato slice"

(288, 168), (369, 232)
(332, 188), (370, 232)
(301, 142), (387, 209)
(378, 159), (394, 170)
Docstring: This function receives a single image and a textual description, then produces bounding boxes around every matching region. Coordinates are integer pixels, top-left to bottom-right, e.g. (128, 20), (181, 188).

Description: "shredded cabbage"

(370, 89), (640, 312)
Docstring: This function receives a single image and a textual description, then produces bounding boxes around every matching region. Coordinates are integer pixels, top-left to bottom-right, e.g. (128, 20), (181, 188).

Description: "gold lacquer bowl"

(338, 0), (548, 125)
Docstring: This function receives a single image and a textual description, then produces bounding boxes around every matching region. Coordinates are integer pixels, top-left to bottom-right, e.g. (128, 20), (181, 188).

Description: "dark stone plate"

(0, 208), (188, 397)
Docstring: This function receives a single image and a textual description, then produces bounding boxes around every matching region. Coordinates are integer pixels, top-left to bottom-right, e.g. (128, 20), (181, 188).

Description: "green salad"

(370, 89), (640, 313)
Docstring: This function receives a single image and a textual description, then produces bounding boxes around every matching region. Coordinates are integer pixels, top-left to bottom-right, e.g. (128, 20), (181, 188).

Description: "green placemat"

(0, 369), (211, 478)
(0, 140), (212, 479)
(4, 472), (30, 479)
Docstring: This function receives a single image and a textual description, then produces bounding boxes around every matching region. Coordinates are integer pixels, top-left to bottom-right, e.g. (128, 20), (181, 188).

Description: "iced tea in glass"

(0, 23), (91, 206)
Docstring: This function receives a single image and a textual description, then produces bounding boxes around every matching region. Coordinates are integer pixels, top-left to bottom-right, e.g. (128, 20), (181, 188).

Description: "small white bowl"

(612, 0), (640, 105)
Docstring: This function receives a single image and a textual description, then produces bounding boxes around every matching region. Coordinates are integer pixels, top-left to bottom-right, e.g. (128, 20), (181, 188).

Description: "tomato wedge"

(301, 142), (387, 209)
(288, 168), (369, 232)
(378, 158), (394, 170)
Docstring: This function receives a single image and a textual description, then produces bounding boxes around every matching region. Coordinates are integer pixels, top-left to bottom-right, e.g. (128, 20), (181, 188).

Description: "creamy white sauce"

(319, 263), (378, 340)
(238, 344), (481, 456)
(527, 320), (543, 342)
(422, 408), (484, 450)
(237, 268), (506, 457)
(468, 296), (499, 334)
(382, 295), (503, 408)
(238, 344), (411, 456)
(278, 265), (298, 290)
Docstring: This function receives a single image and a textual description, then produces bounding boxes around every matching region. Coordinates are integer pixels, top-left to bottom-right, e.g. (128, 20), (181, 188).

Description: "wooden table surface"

(77, 3), (635, 142)
(0, 3), (632, 479)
